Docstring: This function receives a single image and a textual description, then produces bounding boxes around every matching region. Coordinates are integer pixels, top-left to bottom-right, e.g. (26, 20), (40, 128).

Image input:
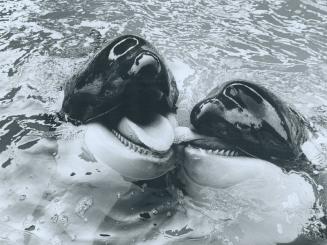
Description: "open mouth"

(83, 114), (177, 180)
(187, 144), (240, 157)
(108, 113), (177, 160)
(176, 130), (246, 158)
(111, 128), (173, 159)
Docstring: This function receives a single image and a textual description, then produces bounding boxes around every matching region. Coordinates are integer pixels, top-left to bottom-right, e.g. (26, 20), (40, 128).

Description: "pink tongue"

(117, 114), (174, 152)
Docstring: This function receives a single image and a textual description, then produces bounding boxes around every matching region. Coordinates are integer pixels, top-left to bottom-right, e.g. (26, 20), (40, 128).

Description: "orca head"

(181, 80), (309, 189)
(190, 80), (308, 163)
(61, 35), (179, 180)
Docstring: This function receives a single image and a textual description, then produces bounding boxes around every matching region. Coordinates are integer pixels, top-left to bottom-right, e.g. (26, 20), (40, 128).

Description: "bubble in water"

(0, 233), (9, 239)
(51, 214), (59, 223)
(19, 194), (26, 201)
(75, 196), (93, 221)
(223, 238), (233, 245)
(51, 236), (62, 245)
(0, 216), (10, 222)
(70, 234), (77, 241)
(59, 214), (69, 227)
(23, 215), (35, 231)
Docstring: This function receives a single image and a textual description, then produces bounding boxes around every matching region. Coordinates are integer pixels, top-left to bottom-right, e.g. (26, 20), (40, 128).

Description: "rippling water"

(1, 0), (327, 244)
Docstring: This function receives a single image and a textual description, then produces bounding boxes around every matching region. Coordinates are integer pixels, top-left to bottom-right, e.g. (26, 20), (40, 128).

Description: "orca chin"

(182, 145), (274, 189)
(84, 123), (175, 180)
(60, 35), (179, 180)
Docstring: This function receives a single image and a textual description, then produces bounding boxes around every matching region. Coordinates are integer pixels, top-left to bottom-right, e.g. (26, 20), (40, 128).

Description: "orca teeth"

(111, 129), (171, 158)
(194, 146), (239, 157)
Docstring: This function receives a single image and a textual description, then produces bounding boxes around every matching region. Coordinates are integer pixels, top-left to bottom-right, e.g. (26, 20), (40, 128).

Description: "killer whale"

(61, 35), (179, 180)
(179, 80), (325, 244)
(59, 36), (325, 243)
(190, 80), (309, 165)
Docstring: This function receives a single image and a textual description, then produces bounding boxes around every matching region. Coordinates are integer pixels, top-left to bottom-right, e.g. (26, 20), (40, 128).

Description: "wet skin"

(61, 34), (179, 181)
(182, 80), (326, 243)
(190, 80), (309, 165)
(60, 34), (324, 243)
(58, 35), (181, 244)
(61, 34), (178, 125)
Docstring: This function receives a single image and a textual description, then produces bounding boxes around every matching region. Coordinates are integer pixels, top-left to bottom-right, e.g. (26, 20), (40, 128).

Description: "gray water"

(1, 0), (327, 244)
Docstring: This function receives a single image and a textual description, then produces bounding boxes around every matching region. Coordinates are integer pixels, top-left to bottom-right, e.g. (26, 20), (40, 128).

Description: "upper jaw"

(173, 126), (247, 157)
(109, 112), (178, 159)
(111, 128), (173, 160)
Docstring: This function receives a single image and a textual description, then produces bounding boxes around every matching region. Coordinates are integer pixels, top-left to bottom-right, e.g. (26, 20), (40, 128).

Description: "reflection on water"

(1, 0), (327, 244)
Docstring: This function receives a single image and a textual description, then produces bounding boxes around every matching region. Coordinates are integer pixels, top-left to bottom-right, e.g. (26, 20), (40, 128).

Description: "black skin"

(190, 80), (309, 167)
(61, 35), (179, 128)
(190, 80), (327, 242)
(59, 35), (181, 242)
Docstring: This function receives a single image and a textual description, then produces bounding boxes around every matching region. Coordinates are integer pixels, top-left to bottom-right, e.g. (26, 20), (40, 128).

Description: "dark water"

(1, 0), (327, 244)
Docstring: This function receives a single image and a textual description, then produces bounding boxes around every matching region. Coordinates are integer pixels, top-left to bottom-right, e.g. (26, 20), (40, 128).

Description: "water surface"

(1, 0), (327, 244)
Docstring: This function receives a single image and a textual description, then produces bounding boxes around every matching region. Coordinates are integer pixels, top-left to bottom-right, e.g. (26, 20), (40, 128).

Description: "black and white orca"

(61, 34), (179, 181)
(179, 80), (326, 244)
(60, 34), (326, 244)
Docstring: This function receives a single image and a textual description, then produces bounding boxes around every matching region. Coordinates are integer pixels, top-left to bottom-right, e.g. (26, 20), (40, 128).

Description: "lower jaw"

(182, 145), (267, 189)
(84, 123), (175, 181)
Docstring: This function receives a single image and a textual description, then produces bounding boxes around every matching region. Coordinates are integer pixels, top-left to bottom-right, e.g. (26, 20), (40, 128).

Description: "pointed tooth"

(214, 150), (219, 154)
(208, 149), (213, 154)
(225, 150), (230, 156)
